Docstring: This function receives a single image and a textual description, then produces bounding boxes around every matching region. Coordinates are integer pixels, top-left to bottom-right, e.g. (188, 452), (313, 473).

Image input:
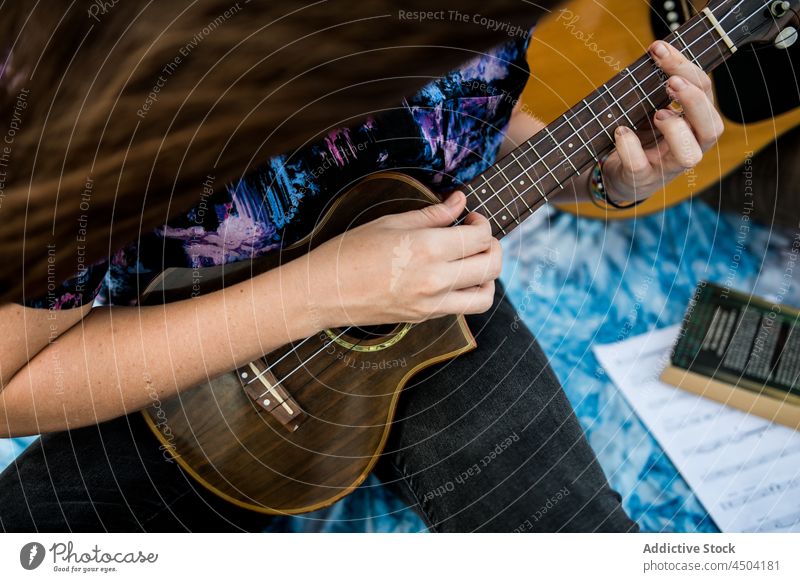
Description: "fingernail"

(670, 76), (688, 90)
(615, 126), (630, 136)
(655, 109), (675, 120)
(651, 41), (669, 58)
(445, 191), (462, 207)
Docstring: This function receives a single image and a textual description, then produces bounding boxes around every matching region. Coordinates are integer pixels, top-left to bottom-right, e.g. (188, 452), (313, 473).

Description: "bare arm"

(0, 261), (319, 438)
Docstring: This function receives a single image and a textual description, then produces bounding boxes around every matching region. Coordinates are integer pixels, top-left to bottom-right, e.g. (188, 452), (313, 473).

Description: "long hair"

(0, 0), (551, 304)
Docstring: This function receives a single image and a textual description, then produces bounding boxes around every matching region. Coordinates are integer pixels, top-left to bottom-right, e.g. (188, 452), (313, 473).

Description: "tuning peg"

(771, 1), (791, 17)
(774, 26), (798, 49)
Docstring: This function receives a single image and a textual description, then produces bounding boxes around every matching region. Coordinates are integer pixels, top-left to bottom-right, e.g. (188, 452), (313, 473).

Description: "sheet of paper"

(594, 325), (800, 532)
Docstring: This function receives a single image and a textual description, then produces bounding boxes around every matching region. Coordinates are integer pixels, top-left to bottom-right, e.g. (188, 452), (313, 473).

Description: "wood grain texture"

(523, 0), (800, 219)
(140, 173), (477, 514)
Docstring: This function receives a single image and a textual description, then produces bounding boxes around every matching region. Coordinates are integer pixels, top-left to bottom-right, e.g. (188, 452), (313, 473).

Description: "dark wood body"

(140, 172), (476, 514)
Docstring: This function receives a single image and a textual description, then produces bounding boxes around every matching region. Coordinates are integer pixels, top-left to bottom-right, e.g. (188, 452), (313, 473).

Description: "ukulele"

(140, 0), (800, 514)
(529, 0), (800, 219)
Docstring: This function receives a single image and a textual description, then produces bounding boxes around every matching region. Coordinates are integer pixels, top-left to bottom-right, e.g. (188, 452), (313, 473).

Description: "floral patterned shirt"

(25, 33), (532, 309)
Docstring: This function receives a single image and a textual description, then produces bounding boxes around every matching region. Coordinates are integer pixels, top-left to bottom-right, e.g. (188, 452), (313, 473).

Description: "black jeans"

(0, 286), (638, 532)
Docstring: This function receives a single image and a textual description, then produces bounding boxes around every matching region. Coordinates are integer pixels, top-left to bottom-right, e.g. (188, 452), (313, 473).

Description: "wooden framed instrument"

(140, 0), (800, 514)
(526, 0), (800, 219)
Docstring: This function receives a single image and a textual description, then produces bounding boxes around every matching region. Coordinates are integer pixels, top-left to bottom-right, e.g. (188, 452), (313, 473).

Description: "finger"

(440, 211), (494, 260)
(613, 126), (653, 185)
(652, 108), (703, 171)
(666, 76), (724, 150)
(445, 238), (502, 289)
(650, 40), (713, 101)
(400, 189), (466, 228)
(446, 280), (496, 315)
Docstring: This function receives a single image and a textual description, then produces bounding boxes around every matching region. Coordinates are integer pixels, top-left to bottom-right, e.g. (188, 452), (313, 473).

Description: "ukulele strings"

(244, 326), (345, 384)
(259, 327), (351, 389)
(245, 325), (351, 387)
(249, 0), (759, 390)
(463, 0), (757, 229)
(254, 325), (372, 402)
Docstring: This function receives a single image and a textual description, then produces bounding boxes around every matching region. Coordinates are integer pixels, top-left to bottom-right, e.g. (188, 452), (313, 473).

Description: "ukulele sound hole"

(324, 322), (413, 353)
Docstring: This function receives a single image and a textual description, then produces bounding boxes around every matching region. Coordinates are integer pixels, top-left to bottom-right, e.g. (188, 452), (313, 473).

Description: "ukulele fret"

(672, 28), (700, 65)
(563, 113), (599, 162)
(473, 179), (508, 234)
(624, 68), (657, 111)
(604, 83), (637, 130)
(583, 98), (615, 142)
(511, 151), (548, 203)
(531, 142), (566, 190)
(544, 126), (579, 173)
(482, 173), (519, 226)
(495, 164), (528, 220)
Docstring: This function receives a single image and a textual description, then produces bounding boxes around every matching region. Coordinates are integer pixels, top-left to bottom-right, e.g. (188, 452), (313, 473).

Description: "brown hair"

(0, 0), (549, 304)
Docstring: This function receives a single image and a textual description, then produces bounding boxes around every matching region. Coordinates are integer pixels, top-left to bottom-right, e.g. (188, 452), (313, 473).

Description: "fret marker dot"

(607, 113), (613, 118)
(501, 215), (508, 221)
(481, 188), (486, 194)
(568, 143), (574, 148)
(519, 180), (525, 185)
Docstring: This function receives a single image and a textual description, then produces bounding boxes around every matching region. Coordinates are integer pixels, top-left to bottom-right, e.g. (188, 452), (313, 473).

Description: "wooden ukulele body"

(140, 172), (476, 515)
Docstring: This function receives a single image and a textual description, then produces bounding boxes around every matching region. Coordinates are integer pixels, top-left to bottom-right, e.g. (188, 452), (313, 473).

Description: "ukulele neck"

(464, 0), (744, 240)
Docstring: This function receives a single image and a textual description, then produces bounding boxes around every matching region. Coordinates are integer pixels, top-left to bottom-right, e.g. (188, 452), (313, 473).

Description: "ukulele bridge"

(237, 360), (307, 432)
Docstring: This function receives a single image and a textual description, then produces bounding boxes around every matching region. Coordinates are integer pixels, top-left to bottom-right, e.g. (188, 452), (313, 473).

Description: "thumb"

(400, 190), (466, 228)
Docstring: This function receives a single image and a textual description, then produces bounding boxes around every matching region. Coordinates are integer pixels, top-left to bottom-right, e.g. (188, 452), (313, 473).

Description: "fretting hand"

(601, 40), (725, 205)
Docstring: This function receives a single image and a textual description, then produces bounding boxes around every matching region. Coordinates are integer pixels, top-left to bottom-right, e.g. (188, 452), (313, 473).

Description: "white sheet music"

(593, 325), (800, 532)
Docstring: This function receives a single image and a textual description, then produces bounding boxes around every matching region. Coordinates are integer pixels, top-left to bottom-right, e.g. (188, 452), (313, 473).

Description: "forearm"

(0, 260), (320, 437)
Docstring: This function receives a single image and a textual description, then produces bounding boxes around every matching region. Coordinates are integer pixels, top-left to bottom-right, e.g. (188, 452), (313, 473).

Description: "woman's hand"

(293, 190), (501, 329)
(601, 40), (725, 205)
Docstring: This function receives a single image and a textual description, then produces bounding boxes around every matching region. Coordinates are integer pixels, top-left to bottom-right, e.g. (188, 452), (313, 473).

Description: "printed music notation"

(594, 326), (800, 533)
